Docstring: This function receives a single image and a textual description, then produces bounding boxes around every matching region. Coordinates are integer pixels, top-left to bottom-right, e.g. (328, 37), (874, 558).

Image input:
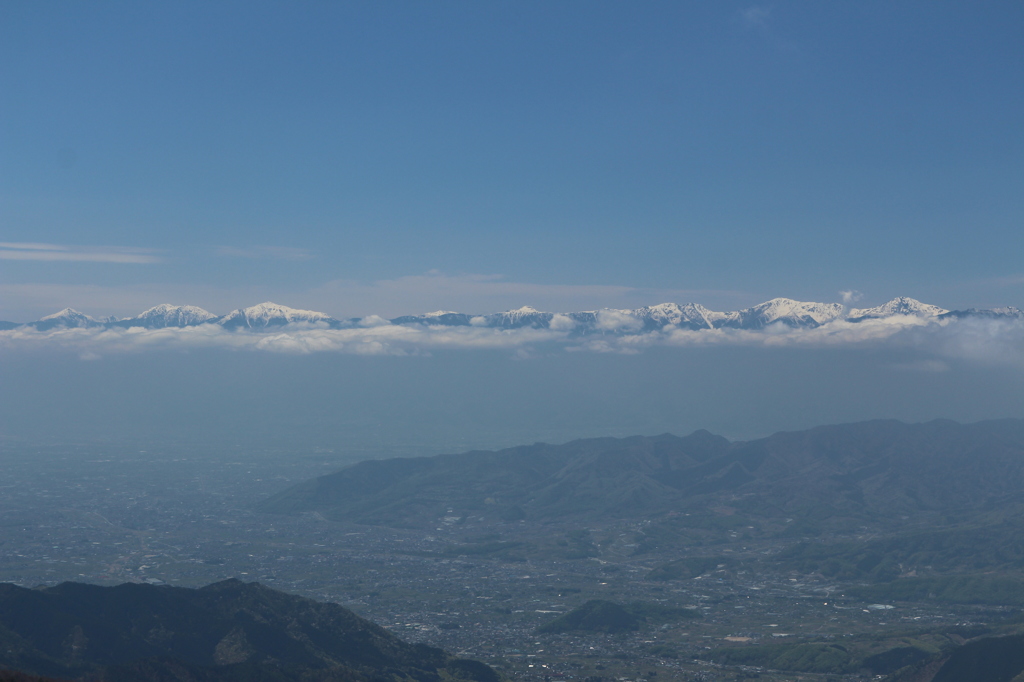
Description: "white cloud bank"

(1, 314), (1022, 368)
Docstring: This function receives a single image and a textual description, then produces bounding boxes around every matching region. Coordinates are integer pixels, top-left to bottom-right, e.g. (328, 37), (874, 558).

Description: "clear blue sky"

(2, 1), (1022, 320)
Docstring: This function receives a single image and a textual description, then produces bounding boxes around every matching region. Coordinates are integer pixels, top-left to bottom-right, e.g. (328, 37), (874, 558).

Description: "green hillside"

(0, 579), (499, 682)
(535, 600), (641, 634)
(259, 420), (1024, 533)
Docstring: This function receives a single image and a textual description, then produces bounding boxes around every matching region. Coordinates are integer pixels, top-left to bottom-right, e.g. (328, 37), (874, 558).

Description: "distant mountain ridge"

(259, 419), (1024, 529)
(5, 297), (1022, 334)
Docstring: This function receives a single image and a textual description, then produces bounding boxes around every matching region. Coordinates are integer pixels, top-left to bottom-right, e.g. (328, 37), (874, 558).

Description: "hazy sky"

(2, 1), (1022, 321)
(2, 2), (1023, 450)
(2, 344), (1021, 450)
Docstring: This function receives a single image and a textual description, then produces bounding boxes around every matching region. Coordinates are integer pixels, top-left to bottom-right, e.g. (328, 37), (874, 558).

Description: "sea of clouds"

(1, 314), (1022, 369)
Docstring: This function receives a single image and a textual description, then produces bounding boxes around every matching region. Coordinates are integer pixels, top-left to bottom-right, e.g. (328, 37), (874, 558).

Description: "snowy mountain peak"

(486, 306), (553, 329)
(40, 308), (93, 322)
(218, 302), (338, 330)
(113, 304), (217, 328)
(850, 297), (948, 319)
(732, 298), (845, 329)
(246, 302), (332, 319)
(32, 308), (100, 330)
(755, 297), (844, 319)
(637, 302), (711, 317)
(141, 303), (198, 316)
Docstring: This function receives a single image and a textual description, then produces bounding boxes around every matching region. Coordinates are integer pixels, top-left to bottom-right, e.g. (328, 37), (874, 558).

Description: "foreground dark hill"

(260, 419), (1024, 529)
(0, 671), (69, 682)
(888, 633), (1024, 682)
(0, 579), (498, 682)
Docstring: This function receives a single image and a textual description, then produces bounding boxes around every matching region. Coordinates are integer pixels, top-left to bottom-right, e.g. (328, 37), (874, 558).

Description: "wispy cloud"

(737, 5), (797, 52)
(990, 274), (1024, 288)
(217, 246), (313, 261)
(740, 5), (772, 30)
(839, 290), (863, 305)
(0, 243), (159, 264)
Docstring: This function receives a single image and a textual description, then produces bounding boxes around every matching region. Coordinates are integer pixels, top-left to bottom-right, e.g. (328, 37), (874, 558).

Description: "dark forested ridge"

(887, 633), (1024, 682)
(0, 579), (499, 682)
(260, 419), (1024, 529)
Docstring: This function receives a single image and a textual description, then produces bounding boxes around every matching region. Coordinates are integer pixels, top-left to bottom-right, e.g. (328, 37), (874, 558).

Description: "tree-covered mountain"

(888, 633), (1024, 682)
(0, 579), (499, 682)
(259, 419), (1024, 530)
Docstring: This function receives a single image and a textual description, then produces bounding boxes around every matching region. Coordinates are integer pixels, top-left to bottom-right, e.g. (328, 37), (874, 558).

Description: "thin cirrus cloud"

(739, 5), (772, 29)
(737, 5), (797, 52)
(0, 242), (159, 264)
(216, 246), (313, 261)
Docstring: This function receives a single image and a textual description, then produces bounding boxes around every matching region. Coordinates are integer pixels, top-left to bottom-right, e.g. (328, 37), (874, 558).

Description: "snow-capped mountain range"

(4, 297), (1022, 335)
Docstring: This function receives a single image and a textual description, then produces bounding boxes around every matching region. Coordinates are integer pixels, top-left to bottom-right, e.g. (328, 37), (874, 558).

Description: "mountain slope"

(482, 306), (554, 329)
(849, 296), (948, 320)
(27, 309), (101, 331)
(729, 298), (845, 329)
(260, 430), (733, 526)
(940, 306), (1024, 320)
(216, 302), (342, 330)
(535, 600), (640, 634)
(632, 302), (718, 330)
(888, 633), (1024, 682)
(259, 419), (1024, 529)
(111, 304), (216, 328)
(0, 579), (498, 682)
(390, 311), (477, 327)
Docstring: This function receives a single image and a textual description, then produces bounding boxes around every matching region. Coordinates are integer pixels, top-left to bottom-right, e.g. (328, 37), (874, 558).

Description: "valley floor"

(0, 442), (1019, 681)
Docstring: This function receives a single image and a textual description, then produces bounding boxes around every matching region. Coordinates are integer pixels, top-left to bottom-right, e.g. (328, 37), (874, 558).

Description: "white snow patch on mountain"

(633, 302), (717, 329)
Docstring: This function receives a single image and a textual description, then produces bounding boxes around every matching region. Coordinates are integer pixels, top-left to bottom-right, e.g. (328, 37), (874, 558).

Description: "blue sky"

(2, 1), (1023, 320)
